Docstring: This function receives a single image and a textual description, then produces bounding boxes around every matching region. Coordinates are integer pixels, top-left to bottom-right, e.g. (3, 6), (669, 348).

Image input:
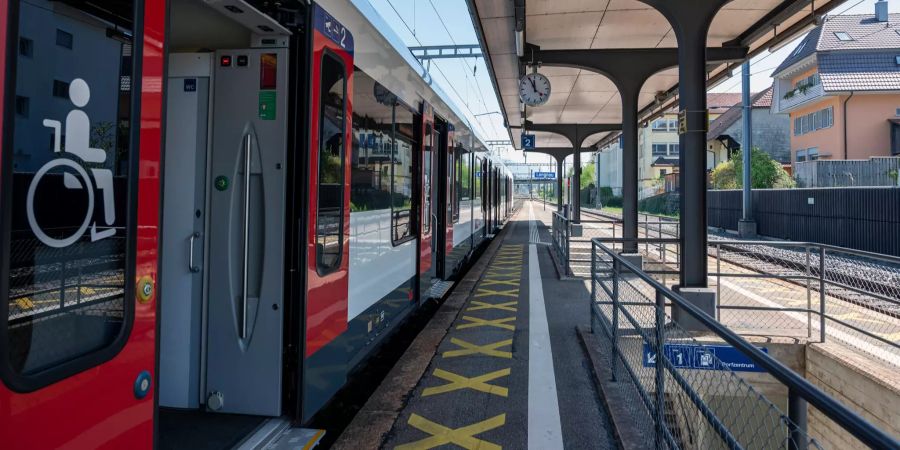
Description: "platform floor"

(335, 201), (616, 450)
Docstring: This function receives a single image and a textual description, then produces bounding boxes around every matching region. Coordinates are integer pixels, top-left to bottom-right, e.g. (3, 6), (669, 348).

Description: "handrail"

(593, 239), (900, 449)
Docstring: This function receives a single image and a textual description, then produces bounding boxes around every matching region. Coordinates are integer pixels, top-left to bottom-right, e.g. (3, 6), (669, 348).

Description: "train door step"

(425, 280), (454, 300)
(236, 417), (324, 450)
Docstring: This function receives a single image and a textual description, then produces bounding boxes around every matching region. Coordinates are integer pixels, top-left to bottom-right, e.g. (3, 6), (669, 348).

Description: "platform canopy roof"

(466, 0), (846, 150)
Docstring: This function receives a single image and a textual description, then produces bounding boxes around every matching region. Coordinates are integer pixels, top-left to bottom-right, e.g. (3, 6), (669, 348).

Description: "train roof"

(319, 0), (496, 156)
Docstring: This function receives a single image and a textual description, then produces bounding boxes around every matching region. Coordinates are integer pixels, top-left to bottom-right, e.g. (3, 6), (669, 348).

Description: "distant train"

(0, 0), (514, 447)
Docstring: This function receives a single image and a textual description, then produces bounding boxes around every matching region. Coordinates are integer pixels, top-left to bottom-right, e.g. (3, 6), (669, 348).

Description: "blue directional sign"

(521, 133), (536, 150)
(642, 343), (768, 373)
(533, 172), (556, 179)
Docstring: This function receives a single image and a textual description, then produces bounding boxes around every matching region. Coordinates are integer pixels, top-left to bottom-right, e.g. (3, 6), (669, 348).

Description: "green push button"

(215, 176), (229, 191)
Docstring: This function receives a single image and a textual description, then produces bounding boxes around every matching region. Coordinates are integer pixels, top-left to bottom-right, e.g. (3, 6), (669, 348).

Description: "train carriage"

(0, 0), (514, 448)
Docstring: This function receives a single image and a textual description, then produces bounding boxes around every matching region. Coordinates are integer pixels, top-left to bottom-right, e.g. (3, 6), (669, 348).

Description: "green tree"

(709, 148), (795, 190)
(566, 162), (596, 190)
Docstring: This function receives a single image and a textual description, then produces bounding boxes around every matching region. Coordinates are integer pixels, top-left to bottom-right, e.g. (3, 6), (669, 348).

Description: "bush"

(710, 147), (795, 190)
(604, 196), (623, 208)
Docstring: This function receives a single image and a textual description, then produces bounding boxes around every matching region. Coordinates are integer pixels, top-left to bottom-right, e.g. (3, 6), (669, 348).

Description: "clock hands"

(529, 77), (544, 98)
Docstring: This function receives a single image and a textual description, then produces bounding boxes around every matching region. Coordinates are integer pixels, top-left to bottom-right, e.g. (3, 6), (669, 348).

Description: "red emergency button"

(220, 55), (232, 67)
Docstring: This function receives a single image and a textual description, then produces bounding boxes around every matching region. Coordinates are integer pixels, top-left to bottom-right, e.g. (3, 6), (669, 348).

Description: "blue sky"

(366, 0), (885, 164)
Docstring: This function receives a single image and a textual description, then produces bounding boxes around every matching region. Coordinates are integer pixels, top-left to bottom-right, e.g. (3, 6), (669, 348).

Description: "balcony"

(778, 82), (825, 113)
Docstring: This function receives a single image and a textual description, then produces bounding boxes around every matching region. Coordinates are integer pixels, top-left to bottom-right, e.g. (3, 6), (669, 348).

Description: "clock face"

(519, 72), (551, 106)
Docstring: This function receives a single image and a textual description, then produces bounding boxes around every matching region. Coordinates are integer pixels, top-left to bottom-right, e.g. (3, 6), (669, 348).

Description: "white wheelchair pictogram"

(26, 78), (117, 248)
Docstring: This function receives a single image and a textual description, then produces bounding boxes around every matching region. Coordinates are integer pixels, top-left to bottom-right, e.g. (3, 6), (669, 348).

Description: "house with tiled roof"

(771, 0), (900, 164)
(595, 93), (747, 197)
(706, 87), (791, 166)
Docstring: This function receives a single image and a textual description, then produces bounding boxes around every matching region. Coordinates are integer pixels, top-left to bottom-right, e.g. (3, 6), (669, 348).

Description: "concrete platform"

(333, 201), (616, 450)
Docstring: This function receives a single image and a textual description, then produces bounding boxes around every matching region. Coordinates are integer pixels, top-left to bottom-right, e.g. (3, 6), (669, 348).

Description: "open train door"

(433, 117), (450, 279)
(0, 0), (162, 448)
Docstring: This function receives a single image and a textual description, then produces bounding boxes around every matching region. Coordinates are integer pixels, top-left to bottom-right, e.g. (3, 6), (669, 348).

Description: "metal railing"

(551, 212), (571, 276)
(590, 239), (900, 449)
(573, 208), (900, 368)
(711, 240), (900, 368)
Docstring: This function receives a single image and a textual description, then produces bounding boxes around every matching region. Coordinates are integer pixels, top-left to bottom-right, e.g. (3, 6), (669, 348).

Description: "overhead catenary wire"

(382, 0), (499, 140)
(426, 0), (503, 139)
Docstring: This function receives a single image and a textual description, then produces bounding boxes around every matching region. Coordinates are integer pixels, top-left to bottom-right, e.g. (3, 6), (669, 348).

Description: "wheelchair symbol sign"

(26, 78), (117, 248)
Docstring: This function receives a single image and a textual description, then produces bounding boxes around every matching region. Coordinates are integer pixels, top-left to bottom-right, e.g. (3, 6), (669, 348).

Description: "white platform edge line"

(528, 203), (564, 449)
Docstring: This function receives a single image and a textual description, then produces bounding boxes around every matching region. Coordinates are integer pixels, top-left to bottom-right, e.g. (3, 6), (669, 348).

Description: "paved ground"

(378, 201), (616, 450)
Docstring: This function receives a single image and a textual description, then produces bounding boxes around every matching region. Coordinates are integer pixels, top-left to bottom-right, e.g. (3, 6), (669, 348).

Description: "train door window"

(422, 121), (432, 234)
(390, 103), (417, 244)
(474, 157), (482, 202)
(316, 52), (347, 274)
(1, 0), (138, 389)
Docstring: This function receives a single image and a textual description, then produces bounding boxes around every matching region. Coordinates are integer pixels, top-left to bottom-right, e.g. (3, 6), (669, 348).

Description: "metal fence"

(708, 188), (900, 257)
(590, 240), (900, 449)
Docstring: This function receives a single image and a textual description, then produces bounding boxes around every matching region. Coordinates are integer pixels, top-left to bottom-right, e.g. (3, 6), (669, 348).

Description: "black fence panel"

(708, 188), (900, 257)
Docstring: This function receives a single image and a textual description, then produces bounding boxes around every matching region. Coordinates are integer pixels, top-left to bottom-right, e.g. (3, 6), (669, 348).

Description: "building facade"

(771, 1), (900, 164)
(595, 93), (740, 198)
(707, 87), (791, 166)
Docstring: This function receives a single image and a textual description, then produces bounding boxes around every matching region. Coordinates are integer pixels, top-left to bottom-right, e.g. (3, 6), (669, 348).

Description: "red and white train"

(0, 0), (515, 447)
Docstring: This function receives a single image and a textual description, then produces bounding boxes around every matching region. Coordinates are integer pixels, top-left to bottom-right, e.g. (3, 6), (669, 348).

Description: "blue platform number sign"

(522, 133), (536, 150)
(315, 5), (354, 54)
(643, 343), (768, 373)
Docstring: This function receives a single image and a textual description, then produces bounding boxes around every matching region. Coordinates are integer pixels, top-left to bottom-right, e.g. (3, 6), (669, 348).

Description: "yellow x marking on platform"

(474, 289), (519, 299)
(15, 298), (33, 309)
(480, 279), (519, 287)
(457, 315), (516, 331)
(395, 413), (506, 450)
(484, 273), (520, 279)
(423, 368), (511, 397)
(443, 337), (512, 358)
(469, 301), (517, 312)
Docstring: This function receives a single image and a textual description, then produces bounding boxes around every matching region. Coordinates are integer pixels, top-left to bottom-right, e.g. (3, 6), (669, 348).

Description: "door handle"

(241, 133), (252, 340)
(189, 232), (201, 273)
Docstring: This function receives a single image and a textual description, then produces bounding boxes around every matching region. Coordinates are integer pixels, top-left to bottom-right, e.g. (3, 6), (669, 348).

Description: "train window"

(390, 104), (416, 244)
(1, 0), (138, 390)
(316, 52), (347, 274)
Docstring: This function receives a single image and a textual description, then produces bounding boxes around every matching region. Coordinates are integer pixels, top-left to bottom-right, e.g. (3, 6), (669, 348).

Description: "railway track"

(574, 206), (900, 316)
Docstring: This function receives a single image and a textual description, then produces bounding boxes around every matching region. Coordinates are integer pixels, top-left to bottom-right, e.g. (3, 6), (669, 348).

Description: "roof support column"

(519, 122), (621, 223)
(525, 46), (737, 254)
(557, 158), (564, 211)
(640, 0), (732, 289)
(573, 148), (581, 219)
(619, 84), (643, 254)
(520, 147), (582, 215)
